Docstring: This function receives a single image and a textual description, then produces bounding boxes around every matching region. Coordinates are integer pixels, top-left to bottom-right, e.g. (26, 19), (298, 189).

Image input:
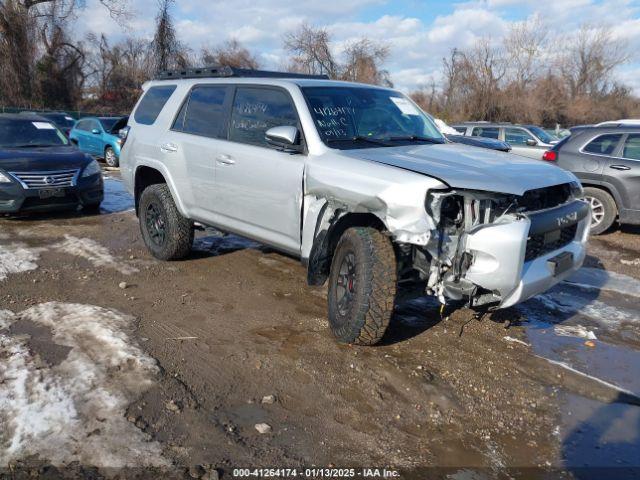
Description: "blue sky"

(79, 0), (640, 93)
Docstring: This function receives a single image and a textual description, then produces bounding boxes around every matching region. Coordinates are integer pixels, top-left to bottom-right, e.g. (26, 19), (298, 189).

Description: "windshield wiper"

(327, 136), (393, 147)
(387, 135), (445, 144)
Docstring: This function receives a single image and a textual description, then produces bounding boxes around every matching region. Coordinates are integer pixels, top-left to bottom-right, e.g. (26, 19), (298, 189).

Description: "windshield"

(99, 117), (119, 133)
(0, 118), (69, 148)
(45, 114), (76, 129)
(302, 86), (444, 149)
(529, 126), (558, 144)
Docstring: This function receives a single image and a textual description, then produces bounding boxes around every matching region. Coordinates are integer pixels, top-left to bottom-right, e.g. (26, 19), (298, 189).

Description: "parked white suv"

(121, 67), (590, 345)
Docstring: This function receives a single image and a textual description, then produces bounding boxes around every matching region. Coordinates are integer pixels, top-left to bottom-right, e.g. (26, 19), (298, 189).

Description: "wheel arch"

(581, 181), (621, 212)
(306, 211), (388, 286)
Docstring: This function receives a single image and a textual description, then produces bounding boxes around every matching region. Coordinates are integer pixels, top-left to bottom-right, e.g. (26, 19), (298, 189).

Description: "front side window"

(302, 86), (443, 149)
(134, 85), (177, 125)
(76, 120), (89, 131)
(472, 127), (499, 139)
(99, 117), (118, 133)
(505, 127), (535, 145)
(229, 87), (298, 147)
(623, 134), (640, 160)
(177, 85), (229, 138)
(583, 134), (623, 156)
(0, 119), (69, 148)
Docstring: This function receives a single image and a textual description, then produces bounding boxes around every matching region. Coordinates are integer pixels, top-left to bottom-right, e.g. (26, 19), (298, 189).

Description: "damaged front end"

(409, 182), (590, 309)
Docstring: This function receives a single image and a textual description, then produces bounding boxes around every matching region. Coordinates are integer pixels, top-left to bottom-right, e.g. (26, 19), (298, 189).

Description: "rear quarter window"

(583, 134), (623, 156)
(134, 85), (177, 125)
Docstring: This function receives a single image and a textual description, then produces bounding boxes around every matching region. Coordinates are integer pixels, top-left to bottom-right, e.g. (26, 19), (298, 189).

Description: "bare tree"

(283, 23), (339, 78)
(201, 39), (259, 69)
(152, 0), (189, 72)
(559, 25), (629, 97)
(341, 38), (392, 86)
(504, 15), (548, 88)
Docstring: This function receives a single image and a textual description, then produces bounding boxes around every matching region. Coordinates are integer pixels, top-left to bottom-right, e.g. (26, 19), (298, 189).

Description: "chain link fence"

(0, 106), (122, 119)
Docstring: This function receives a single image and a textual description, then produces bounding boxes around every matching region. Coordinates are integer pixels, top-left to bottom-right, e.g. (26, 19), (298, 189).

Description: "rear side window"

(176, 85), (229, 138)
(472, 127), (499, 139)
(505, 127), (535, 145)
(623, 134), (640, 160)
(134, 85), (177, 125)
(583, 134), (623, 156)
(229, 87), (298, 147)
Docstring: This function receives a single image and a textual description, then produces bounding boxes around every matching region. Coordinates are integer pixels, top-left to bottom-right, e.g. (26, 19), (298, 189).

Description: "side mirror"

(526, 138), (537, 146)
(265, 126), (302, 153)
(91, 128), (100, 135)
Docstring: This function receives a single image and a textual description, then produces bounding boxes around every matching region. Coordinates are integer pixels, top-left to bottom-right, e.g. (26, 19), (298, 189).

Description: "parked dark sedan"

(0, 114), (103, 214)
(445, 134), (512, 152)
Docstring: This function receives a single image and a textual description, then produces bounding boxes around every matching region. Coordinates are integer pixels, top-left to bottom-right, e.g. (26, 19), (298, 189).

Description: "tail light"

(542, 150), (557, 162)
(119, 126), (131, 146)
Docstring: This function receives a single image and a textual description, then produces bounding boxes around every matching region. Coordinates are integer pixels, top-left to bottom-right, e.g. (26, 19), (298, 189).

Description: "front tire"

(327, 227), (397, 345)
(105, 146), (119, 168)
(139, 184), (193, 260)
(584, 187), (617, 235)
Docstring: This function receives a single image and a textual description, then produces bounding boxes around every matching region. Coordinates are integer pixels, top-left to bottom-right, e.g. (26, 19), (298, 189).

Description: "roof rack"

(155, 65), (330, 81)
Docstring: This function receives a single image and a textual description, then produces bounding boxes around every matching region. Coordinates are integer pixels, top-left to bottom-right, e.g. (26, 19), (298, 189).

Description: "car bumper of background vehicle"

(0, 174), (103, 213)
(463, 200), (590, 308)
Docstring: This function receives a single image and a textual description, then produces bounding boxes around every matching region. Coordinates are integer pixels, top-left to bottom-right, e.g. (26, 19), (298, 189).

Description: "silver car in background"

(452, 122), (559, 160)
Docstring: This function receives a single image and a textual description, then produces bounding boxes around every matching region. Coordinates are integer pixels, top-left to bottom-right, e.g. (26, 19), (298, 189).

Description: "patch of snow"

(566, 268), (640, 298)
(53, 235), (138, 275)
(536, 290), (639, 329)
(621, 258), (640, 267)
(0, 303), (168, 468)
(0, 310), (15, 329)
(0, 242), (43, 281)
(503, 336), (529, 347)
(554, 325), (597, 340)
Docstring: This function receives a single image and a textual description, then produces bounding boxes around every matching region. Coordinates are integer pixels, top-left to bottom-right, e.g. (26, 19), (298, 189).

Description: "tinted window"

(179, 86), (229, 138)
(230, 87), (298, 147)
(76, 120), (90, 131)
(472, 127), (499, 139)
(0, 119), (69, 147)
(99, 117), (119, 132)
(623, 134), (640, 160)
(134, 85), (177, 125)
(452, 126), (467, 134)
(505, 127), (535, 145)
(583, 134), (622, 156)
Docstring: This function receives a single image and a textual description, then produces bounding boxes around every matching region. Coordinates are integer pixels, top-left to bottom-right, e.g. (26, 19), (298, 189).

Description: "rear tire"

(105, 146), (119, 168)
(327, 227), (397, 346)
(139, 184), (193, 260)
(584, 187), (617, 235)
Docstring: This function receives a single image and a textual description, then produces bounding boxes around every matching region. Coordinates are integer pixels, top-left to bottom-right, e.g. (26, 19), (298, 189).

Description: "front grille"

(525, 224), (577, 262)
(520, 183), (572, 212)
(9, 169), (78, 189)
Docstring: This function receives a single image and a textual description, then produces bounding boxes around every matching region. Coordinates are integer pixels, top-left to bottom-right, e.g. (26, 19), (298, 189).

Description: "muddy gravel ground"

(1, 174), (639, 479)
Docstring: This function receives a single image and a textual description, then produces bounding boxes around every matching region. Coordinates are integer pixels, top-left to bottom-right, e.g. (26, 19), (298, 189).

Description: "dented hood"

(341, 143), (575, 196)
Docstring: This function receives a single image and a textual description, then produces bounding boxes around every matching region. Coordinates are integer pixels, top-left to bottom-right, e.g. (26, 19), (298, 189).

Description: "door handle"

(160, 142), (178, 153)
(216, 154), (235, 165)
(610, 165), (631, 171)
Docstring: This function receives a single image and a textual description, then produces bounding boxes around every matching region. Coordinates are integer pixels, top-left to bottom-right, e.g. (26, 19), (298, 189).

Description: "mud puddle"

(519, 266), (640, 470)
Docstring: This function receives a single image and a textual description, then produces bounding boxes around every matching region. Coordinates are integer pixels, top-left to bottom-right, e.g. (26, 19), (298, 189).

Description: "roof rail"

(155, 65), (330, 81)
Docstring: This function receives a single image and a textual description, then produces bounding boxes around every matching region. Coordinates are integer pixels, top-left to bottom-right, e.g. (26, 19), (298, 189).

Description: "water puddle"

(520, 267), (640, 469)
(101, 176), (134, 213)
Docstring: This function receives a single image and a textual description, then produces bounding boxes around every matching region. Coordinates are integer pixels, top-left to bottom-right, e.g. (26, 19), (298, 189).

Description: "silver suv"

(120, 67), (589, 345)
(452, 122), (559, 160)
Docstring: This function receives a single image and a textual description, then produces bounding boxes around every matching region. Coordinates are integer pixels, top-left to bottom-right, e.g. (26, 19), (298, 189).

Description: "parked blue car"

(69, 116), (128, 167)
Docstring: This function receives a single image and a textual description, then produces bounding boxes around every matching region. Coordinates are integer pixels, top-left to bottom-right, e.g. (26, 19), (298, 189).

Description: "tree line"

(1, 1), (637, 125)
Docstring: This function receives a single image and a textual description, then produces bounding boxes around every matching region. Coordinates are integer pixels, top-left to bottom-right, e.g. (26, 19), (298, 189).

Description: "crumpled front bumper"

(462, 199), (590, 308)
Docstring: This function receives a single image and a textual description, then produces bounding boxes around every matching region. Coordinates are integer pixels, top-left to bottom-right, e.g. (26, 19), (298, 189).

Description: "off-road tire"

(327, 227), (397, 345)
(584, 187), (617, 235)
(105, 146), (119, 168)
(139, 184), (193, 260)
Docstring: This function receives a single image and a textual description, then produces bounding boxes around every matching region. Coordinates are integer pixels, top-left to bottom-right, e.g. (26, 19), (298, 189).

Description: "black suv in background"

(544, 126), (639, 234)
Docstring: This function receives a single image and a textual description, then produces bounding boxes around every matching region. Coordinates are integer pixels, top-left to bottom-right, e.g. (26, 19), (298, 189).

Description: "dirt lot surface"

(1, 174), (639, 479)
